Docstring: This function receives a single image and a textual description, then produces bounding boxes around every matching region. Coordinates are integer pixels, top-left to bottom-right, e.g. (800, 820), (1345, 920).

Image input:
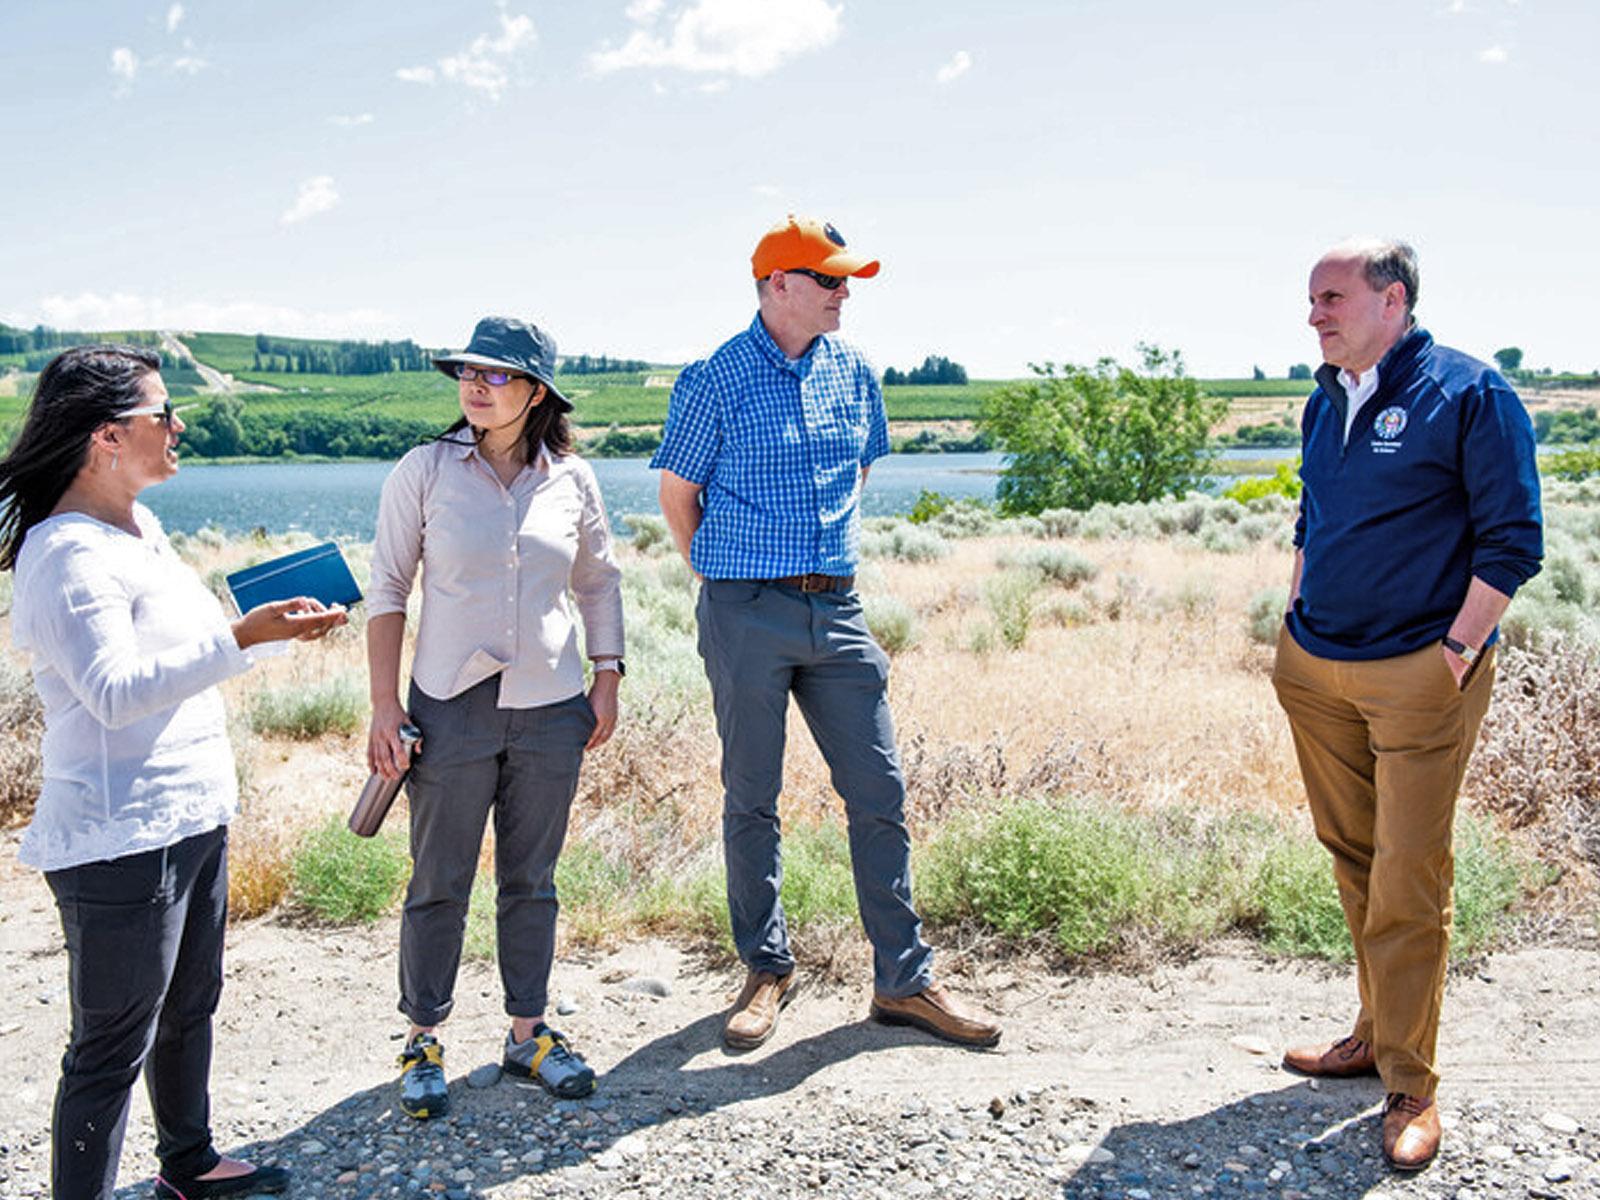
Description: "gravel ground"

(2, 850), (1597, 1200)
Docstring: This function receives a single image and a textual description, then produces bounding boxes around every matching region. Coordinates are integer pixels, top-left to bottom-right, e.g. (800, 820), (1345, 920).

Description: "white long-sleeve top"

(366, 440), (624, 708)
(11, 506), (253, 871)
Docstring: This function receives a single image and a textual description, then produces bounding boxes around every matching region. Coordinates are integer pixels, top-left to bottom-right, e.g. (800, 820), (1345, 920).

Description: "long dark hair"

(434, 380), (574, 461)
(0, 344), (161, 570)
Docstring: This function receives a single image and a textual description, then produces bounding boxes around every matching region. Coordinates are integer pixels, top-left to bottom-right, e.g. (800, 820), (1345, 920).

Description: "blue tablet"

(225, 542), (363, 613)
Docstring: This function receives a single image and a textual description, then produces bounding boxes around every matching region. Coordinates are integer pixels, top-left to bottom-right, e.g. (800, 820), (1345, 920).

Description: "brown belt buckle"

(800, 574), (827, 593)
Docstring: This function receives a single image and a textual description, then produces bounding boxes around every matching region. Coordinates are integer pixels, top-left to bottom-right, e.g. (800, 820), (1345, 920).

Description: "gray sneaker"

(398, 1033), (449, 1119)
(502, 1025), (596, 1098)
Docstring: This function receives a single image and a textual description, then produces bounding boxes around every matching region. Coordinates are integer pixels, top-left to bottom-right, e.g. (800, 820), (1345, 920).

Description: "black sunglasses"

(785, 267), (847, 290)
(452, 363), (527, 387)
(118, 399), (176, 426)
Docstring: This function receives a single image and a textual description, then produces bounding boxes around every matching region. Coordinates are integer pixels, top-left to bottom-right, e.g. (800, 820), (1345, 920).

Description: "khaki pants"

(1271, 627), (1496, 1098)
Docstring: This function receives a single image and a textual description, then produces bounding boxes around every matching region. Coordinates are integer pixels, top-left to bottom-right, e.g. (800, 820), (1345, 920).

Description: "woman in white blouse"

(365, 316), (624, 1118)
(0, 345), (344, 1200)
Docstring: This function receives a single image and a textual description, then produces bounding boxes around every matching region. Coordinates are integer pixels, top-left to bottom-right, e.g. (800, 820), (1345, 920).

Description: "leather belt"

(768, 573), (855, 593)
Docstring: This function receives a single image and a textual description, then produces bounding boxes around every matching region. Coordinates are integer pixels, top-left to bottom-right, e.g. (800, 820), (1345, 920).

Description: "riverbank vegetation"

(5, 482), (1596, 971)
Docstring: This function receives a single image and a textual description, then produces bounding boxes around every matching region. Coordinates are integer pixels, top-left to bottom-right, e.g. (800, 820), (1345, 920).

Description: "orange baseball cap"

(751, 215), (881, 280)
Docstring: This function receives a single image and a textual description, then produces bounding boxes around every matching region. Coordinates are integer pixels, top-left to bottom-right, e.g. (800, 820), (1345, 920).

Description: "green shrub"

(863, 595), (918, 654)
(1451, 813), (1531, 957)
(289, 816), (410, 924)
(861, 524), (951, 563)
(1224, 459), (1303, 503)
(778, 822), (861, 932)
(660, 823), (859, 953)
(984, 571), (1039, 649)
(249, 674), (367, 739)
(622, 512), (670, 552)
(907, 489), (956, 524)
(917, 798), (1152, 955)
(1246, 587), (1290, 645)
(1254, 811), (1529, 961)
(997, 545), (1097, 588)
(1255, 840), (1351, 959)
(1544, 447), (1600, 481)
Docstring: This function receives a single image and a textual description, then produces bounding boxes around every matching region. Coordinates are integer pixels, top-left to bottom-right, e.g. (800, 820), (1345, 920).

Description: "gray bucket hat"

(432, 316), (572, 412)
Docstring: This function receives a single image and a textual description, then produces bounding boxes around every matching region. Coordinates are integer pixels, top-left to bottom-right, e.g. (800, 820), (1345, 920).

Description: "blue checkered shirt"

(650, 315), (890, 579)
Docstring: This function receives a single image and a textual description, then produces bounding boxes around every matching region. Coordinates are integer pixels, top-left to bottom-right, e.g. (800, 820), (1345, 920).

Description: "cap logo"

(823, 223), (846, 247)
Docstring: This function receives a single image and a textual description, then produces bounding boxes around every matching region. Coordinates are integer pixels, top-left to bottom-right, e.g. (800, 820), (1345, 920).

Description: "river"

(138, 453), (1022, 540)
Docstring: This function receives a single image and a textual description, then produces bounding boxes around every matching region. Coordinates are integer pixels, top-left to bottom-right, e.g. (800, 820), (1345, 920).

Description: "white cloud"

(751, 182), (782, 197)
(329, 113), (376, 127)
(1478, 44), (1509, 63)
(697, 78), (730, 93)
(437, 12), (536, 99)
(170, 54), (208, 75)
(26, 292), (398, 340)
(625, 0), (664, 21)
(589, 0), (843, 78)
(110, 47), (139, 82)
(398, 12), (537, 101)
(935, 49), (971, 84)
(280, 176), (340, 226)
(166, 3), (184, 33)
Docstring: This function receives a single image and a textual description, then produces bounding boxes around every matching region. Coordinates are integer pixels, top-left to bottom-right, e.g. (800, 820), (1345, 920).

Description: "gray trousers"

(46, 825), (228, 1200)
(399, 677), (595, 1027)
(696, 579), (933, 997)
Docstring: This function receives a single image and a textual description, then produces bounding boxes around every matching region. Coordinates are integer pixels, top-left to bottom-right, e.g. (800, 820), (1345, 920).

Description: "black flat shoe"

(153, 1163), (291, 1199)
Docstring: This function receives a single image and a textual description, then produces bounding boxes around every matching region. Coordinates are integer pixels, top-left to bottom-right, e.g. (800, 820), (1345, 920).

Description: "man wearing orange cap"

(651, 216), (1001, 1051)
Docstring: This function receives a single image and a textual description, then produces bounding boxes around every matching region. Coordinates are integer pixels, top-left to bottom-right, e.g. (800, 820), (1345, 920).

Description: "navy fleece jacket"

(1288, 327), (1543, 661)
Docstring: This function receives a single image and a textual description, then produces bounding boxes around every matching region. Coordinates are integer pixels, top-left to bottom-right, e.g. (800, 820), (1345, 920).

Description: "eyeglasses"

(453, 364), (527, 386)
(783, 268), (847, 290)
(118, 400), (176, 426)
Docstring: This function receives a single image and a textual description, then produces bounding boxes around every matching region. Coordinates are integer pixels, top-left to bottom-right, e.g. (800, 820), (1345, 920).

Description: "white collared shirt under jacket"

(12, 506), (254, 872)
(366, 440), (624, 709)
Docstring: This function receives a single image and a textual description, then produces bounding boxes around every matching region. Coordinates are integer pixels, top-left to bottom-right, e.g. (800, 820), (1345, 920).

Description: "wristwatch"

(1441, 636), (1478, 665)
(593, 659), (626, 677)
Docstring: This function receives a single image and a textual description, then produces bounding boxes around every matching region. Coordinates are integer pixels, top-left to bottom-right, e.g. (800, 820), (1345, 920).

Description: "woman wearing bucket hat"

(365, 316), (624, 1118)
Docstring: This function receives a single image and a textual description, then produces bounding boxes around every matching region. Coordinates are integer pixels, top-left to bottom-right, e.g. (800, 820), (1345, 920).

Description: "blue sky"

(1, 0), (1594, 378)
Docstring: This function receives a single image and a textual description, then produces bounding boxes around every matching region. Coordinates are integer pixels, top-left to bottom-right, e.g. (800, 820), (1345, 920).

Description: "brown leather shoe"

(870, 981), (1001, 1048)
(1383, 1092), (1441, 1170)
(1282, 1034), (1377, 1077)
(723, 969), (801, 1050)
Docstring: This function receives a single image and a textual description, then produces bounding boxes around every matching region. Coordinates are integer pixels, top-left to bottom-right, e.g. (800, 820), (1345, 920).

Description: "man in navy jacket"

(1272, 239), (1542, 1171)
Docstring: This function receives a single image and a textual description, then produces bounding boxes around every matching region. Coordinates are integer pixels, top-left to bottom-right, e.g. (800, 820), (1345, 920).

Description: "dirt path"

(2, 843), (1597, 1198)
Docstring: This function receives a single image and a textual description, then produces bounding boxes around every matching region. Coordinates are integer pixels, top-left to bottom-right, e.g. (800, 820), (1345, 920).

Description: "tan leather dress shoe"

(1383, 1092), (1441, 1170)
(723, 969), (800, 1050)
(1282, 1034), (1377, 1077)
(870, 981), (1001, 1048)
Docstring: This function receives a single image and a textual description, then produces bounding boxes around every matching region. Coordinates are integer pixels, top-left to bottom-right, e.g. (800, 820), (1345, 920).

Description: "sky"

(1, 0), (1595, 379)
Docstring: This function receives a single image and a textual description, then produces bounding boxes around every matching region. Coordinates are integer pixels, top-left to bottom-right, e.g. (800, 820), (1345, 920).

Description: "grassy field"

(5, 483), (1594, 962)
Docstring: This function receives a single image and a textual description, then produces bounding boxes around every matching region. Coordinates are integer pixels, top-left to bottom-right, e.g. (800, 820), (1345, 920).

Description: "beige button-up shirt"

(368, 439), (624, 708)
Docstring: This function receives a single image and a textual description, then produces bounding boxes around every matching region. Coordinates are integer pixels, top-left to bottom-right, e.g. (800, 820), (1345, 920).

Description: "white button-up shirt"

(1339, 364), (1380, 445)
(367, 439), (624, 708)
(11, 507), (253, 871)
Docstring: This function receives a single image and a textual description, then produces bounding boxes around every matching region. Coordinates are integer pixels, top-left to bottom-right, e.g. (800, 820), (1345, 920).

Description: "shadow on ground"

(1058, 1079), (1399, 1198)
(124, 1006), (976, 1196)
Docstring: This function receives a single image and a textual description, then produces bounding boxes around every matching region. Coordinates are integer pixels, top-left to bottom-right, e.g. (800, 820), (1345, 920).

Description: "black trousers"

(46, 825), (228, 1200)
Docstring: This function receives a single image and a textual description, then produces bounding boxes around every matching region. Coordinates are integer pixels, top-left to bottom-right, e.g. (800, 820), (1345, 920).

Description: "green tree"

(1287, 363), (1313, 381)
(1493, 346), (1524, 373)
(979, 345), (1228, 514)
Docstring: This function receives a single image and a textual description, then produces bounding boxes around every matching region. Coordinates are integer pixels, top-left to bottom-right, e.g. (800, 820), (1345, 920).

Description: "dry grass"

(1469, 639), (1600, 896)
(228, 816), (296, 920)
(2, 501), (1594, 948)
(0, 652), (44, 827)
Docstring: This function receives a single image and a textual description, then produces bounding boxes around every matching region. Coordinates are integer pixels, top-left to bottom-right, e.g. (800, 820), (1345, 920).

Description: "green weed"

(289, 816), (410, 924)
